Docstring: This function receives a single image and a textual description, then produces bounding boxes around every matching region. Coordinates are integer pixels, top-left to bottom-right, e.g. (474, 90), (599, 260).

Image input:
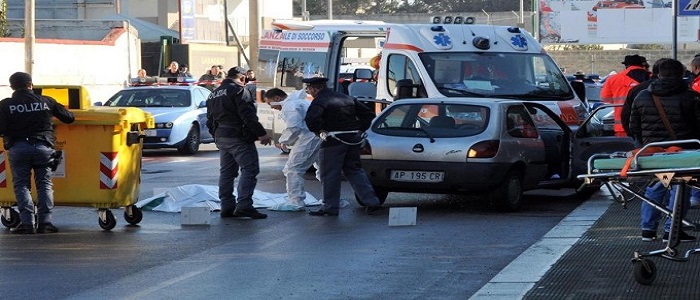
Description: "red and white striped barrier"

(99, 152), (118, 189)
(0, 151), (6, 188)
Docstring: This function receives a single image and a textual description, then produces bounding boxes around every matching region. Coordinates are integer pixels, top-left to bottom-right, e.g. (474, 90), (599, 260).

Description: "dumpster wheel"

(98, 209), (117, 231)
(124, 205), (143, 225)
(1, 207), (20, 228)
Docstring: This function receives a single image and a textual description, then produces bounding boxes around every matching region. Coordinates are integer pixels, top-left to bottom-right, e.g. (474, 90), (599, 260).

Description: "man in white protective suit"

(264, 88), (321, 211)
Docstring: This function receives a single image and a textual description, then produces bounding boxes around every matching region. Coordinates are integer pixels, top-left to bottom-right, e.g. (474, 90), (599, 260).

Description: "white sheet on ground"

(134, 184), (322, 213)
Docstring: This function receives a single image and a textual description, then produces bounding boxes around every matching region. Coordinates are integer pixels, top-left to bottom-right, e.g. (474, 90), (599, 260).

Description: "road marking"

(469, 192), (613, 299)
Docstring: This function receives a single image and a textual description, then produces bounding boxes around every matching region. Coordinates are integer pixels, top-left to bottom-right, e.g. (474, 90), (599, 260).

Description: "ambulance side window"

(277, 52), (328, 90)
(387, 54), (422, 98)
(256, 49), (279, 87)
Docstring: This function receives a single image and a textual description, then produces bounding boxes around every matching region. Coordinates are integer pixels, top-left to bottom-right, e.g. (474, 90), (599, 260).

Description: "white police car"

(102, 84), (214, 154)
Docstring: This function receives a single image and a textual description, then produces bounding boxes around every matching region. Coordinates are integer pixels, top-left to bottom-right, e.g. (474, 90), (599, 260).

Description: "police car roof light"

(431, 16), (441, 24)
(430, 25), (445, 32)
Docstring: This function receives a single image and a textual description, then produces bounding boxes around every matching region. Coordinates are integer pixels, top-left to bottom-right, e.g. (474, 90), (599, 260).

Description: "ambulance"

(255, 17), (587, 144)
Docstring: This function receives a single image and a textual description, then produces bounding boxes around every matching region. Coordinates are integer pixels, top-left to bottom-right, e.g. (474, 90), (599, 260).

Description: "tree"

(544, 44), (604, 51)
(628, 44), (668, 50)
(0, 0), (9, 37)
(292, 0), (534, 16)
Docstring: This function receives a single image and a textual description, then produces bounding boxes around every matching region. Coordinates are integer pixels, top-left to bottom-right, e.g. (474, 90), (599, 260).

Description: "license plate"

(390, 170), (444, 183)
(144, 129), (157, 137)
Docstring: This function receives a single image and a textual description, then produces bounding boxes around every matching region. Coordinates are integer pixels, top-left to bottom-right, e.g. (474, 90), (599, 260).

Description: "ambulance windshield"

(419, 52), (574, 100)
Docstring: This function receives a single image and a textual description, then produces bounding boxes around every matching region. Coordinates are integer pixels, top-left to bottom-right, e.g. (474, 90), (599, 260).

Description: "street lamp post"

(327, 0), (332, 20)
(25, 0), (35, 74)
(302, 0), (309, 20)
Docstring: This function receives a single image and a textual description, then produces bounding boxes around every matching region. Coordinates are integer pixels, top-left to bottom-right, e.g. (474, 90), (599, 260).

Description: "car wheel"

(178, 125), (200, 155)
(355, 188), (388, 206)
(490, 170), (523, 212)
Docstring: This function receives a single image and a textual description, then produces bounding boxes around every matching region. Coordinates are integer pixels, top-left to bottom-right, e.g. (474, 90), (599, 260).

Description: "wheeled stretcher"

(577, 139), (700, 285)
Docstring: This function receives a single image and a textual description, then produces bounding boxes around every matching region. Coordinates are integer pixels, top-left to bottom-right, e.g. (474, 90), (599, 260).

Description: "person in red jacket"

(600, 54), (651, 136)
(690, 56), (700, 93)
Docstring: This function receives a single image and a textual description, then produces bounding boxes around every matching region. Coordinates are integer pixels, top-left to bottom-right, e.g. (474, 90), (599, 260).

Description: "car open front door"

(570, 104), (636, 177)
(523, 102), (574, 185)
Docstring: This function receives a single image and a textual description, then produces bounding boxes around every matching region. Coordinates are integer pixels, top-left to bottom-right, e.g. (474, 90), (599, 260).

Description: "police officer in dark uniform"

(303, 77), (382, 216)
(0, 72), (75, 234)
(206, 67), (272, 219)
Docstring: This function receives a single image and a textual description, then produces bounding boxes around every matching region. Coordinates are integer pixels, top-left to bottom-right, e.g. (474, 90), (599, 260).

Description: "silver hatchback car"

(360, 99), (634, 211)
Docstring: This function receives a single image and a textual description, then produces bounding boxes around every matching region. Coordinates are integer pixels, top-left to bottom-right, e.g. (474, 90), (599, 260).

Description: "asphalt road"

(0, 144), (586, 299)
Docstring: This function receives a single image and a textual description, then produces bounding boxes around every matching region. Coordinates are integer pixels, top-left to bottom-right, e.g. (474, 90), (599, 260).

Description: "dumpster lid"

(54, 107), (155, 128)
(33, 85), (91, 110)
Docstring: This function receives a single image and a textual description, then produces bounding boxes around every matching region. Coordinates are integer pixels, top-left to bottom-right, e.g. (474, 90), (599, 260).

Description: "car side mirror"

(198, 101), (207, 108)
(354, 68), (374, 81)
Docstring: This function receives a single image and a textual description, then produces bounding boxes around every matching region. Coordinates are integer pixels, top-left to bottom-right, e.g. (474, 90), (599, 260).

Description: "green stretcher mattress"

(593, 151), (700, 171)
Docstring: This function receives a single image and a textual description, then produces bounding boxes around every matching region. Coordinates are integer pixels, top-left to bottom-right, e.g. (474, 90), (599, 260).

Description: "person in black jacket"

(629, 59), (700, 242)
(0, 72), (75, 234)
(206, 66), (271, 219)
(161, 61), (184, 78)
(570, 71), (586, 102)
(622, 58), (671, 138)
(303, 77), (383, 216)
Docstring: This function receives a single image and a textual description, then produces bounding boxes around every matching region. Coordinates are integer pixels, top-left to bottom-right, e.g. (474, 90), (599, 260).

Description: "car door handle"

(412, 144), (424, 153)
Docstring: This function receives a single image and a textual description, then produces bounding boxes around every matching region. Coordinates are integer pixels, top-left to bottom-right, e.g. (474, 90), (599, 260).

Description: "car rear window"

(372, 103), (489, 138)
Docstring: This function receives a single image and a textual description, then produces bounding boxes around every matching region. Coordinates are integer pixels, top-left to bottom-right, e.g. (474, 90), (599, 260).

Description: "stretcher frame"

(577, 139), (700, 285)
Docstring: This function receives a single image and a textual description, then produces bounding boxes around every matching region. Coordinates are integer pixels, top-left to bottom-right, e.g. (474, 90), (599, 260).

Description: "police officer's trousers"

(215, 137), (259, 211)
(319, 142), (379, 213)
(8, 140), (55, 226)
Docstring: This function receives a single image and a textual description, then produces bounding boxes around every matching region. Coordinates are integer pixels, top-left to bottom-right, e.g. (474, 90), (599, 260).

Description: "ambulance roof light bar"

(431, 16), (475, 25)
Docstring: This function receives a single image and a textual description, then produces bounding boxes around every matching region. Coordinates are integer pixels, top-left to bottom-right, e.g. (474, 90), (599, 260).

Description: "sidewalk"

(524, 194), (700, 299)
(471, 190), (700, 299)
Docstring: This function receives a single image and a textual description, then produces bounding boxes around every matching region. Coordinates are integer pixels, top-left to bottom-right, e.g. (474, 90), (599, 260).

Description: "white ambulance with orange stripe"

(255, 17), (587, 143)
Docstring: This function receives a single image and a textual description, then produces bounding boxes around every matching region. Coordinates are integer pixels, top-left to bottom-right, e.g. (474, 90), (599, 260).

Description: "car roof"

(339, 65), (375, 73)
(122, 85), (204, 91)
(387, 97), (524, 107)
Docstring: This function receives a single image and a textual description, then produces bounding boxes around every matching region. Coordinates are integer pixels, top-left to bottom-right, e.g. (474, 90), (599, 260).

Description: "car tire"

(490, 170), (523, 212)
(355, 188), (388, 206)
(177, 125), (200, 155)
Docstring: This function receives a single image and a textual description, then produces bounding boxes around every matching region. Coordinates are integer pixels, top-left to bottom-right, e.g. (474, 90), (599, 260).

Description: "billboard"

(179, 0), (227, 44)
(539, 0), (700, 44)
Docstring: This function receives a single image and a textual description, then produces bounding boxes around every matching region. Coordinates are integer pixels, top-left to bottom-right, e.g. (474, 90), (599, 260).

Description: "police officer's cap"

(227, 66), (247, 78)
(301, 77), (329, 85)
(9, 72), (32, 89)
(621, 54), (646, 66)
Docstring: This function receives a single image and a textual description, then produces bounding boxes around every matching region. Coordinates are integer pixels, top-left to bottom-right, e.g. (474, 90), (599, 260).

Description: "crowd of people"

(601, 54), (700, 243)
(204, 67), (382, 219)
(133, 61), (256, 92)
